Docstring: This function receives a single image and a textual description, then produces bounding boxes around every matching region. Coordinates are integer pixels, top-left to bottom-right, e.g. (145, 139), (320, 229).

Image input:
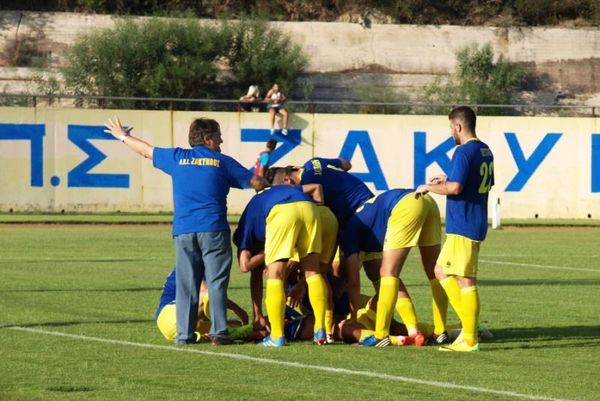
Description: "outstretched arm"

(415, 180), (463, 199)
(104, 116), (154, 159)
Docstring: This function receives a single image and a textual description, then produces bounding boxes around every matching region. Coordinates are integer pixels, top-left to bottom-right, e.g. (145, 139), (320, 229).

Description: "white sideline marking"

(481, 259), (598, 273)
(9, 326), (571, 401)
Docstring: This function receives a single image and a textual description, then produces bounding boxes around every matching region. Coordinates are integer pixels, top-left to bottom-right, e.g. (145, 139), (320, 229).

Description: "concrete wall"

(2, 106), (599, 219)
(1, 11), (599, 98)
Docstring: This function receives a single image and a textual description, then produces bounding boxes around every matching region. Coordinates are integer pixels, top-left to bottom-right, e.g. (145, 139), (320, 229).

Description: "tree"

(62, 16), (307, 109)
(422, 43), (524, 115)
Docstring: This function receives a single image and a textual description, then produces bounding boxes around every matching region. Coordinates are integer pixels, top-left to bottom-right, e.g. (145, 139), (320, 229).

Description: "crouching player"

(155, 268), (252, 343)
(234, 185), (329, 347)
(342, 189), (442, 347)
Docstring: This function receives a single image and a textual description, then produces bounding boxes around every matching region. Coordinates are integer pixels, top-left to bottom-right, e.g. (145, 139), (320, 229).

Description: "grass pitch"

(0, 224), (598, 401)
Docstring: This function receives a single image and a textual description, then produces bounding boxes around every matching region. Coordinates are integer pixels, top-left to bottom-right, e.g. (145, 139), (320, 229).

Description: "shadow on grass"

(488, 325), (600, 350)
(0, 285), (249, 293)
(0, 318), (154, 329)
(0, 258), (162, 264)
(479, 278), (600, 287)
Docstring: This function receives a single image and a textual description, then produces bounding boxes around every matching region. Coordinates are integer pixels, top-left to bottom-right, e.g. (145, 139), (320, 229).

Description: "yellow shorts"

(331, 247), (380, 268)
(437, 234), (481, 277)
(383, 193), (441, 250)
(156, 304), (211, 341)
(265, 201), (322, 265)
(318, 205), (338, 264)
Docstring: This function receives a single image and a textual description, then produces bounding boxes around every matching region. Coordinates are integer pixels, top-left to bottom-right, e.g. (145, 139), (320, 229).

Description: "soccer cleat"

(326, 333), (335, 344)
(430, 331), (451, 345)
(439, 341), (480, 352)
(396, 331), (426, 346)
(281, 128), (288, 136)
(313, 328), (328, 345)
(258, 335), (285, 347)
(175, 331), (203, 345)
(413, 331), (426, 347)
(359, 335), (390, 347)
(269, 129), (275, 136)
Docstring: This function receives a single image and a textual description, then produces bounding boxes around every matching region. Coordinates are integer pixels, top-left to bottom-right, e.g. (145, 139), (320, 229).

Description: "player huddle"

(106, 105), (493, 352)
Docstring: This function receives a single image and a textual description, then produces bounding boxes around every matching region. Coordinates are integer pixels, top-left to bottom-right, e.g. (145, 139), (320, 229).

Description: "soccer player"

(155, 268), (252, 342)
(233, 184), (329, 347)
(273, 158), (374, 228)
(104, 116), (267, 346)
(415, 105), (494, 352)
(341, 189), (442, 347)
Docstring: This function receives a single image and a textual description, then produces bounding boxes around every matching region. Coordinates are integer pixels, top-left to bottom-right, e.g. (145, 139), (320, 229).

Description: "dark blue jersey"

(341, 189), (413, 256)
(446, 138), (494, 241)
(233, 185), (312, 251)
(155, 268), (176, 319)
(300, 158), (374, 225)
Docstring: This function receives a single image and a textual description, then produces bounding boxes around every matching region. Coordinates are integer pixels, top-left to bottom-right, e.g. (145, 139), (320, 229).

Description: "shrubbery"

(421, 43), (524, 115)
(62, 16), (306, 109)
(3, 0), (599, 26)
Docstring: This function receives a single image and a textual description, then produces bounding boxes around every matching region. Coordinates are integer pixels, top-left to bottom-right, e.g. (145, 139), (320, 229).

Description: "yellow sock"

(461, 286), (480, 346)
(440, 276), (462, 322)
(265, 279), (285, 339)
(375, 276), (398, 339)
(395, 296), (418, 335)
(430, 278), (448, 335)
(325, 308), (333, 335)
(359, 329), (375, 342)
(306, 274), (327, 334)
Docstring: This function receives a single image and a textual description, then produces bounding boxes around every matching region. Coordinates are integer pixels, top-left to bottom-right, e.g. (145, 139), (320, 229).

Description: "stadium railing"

(0, 93), (598, 117)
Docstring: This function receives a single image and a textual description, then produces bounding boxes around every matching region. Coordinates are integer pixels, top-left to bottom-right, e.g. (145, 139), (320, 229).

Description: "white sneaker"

(281, 129), (288, 136)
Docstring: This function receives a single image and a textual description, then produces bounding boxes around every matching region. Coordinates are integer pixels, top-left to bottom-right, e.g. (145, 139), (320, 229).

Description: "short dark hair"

(188, 118), (220, 147)
(266, 139), (277, 150)
(264, 167), (283, 184)
(449, 106), (476, 133)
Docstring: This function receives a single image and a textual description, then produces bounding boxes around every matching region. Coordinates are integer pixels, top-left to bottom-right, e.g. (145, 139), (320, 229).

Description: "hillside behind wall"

(1, 11), (599, 103)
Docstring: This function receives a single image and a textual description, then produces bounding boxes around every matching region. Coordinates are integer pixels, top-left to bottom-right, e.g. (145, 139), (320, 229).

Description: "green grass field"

(1, 224), (598, 401)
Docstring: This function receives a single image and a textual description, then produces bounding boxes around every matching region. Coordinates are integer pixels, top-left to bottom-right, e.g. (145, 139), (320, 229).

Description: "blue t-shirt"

(300, 158), (374, 225)
(155, 268), (176, 319)
(341, 189), (412, 256)
(153, 146), (253, 235)
(233, 185), (313, 251)
(446, 138), (494, 241)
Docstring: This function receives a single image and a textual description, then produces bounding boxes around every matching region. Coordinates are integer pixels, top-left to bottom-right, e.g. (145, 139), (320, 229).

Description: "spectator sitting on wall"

(265, 82), (289, 136)
(239, 85), (262, 112)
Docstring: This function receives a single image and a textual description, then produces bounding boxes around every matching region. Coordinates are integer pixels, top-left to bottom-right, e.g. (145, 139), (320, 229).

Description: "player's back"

(446, 139), (494, 241)
(234, 185), (312, 250)
(301, 158), (374, 224)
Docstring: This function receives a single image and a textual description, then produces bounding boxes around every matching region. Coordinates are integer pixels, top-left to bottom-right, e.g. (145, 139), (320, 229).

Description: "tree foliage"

(62, 16), (306, 108)
(422, 43), (524, 114)
(3, 0), (599, 26)
(225, 17), (306, 96)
